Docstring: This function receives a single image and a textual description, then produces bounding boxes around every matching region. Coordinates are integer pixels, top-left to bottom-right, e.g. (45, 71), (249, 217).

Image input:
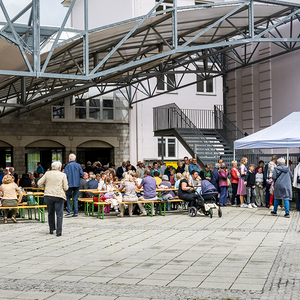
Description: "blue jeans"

(219, 186), (228, 206)
(274, 199), (289, 215)
(45, 196), (64, 235)
(66, 187), (79, 215)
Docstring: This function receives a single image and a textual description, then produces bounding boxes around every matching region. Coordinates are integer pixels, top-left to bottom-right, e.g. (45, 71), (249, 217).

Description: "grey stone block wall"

(0, 105), (129, 174)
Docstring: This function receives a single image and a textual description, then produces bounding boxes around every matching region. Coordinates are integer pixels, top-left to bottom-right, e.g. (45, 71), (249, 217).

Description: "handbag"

(27, 194), (37, 206)
(227, 178), (231, 187)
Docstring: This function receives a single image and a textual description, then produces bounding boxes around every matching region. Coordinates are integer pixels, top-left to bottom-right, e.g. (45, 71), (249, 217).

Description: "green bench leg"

(41, 207), (45, 223)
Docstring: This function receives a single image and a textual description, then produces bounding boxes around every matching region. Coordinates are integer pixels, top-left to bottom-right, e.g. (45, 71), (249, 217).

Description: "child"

(169, 169), (176, 186)
(153, 171), (162, 186)
(255, 167), (265, 207)
(244, 164), (257, 208)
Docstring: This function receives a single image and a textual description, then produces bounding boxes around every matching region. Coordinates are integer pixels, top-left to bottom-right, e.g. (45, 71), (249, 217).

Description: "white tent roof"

(234, 112), (300, 149)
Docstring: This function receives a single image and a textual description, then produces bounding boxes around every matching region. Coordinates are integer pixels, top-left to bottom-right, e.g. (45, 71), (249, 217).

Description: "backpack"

(27, 194), (37, 206)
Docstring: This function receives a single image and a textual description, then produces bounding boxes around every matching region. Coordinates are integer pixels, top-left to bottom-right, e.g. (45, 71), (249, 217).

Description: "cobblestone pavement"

(0, 206), (298, 300)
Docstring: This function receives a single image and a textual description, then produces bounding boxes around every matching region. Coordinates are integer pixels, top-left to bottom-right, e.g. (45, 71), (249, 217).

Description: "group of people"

(1, 153), (299, 236)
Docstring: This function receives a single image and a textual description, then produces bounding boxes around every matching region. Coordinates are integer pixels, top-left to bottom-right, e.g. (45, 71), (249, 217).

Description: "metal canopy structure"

(0, 0), (299, 117)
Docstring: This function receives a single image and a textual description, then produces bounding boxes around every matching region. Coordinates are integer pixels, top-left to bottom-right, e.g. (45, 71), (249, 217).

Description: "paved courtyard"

(0, 206), (299, 300)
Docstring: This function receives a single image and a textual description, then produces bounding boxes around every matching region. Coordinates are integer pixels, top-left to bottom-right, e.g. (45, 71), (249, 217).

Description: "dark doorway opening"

(25, 148), (64, 173)
(0, 147), (12, 169)
(77, 148), (112, 165)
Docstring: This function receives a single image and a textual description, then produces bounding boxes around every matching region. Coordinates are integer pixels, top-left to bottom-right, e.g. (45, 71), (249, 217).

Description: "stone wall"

(0, 105), (129, 174)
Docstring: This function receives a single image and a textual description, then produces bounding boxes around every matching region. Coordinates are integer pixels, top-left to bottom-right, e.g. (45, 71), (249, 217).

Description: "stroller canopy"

(201, 180), (218, 195)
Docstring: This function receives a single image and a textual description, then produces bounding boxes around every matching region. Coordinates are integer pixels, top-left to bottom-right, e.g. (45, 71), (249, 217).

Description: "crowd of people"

(1, 153), (300, 236)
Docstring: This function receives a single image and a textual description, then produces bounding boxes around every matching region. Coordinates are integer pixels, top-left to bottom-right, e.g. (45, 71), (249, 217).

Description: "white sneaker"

(247, 204), (252, 208)
(252, 203), (257, 208)
(240, 203), (247, 208)
(140, 211), (147, 216)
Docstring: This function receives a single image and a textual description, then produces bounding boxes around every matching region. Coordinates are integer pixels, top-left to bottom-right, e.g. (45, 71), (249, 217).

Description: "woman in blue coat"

(271, 157), (293, 218)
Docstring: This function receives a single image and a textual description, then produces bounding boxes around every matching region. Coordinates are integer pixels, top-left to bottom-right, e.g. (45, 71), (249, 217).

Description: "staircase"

(153, 103), (262, 168)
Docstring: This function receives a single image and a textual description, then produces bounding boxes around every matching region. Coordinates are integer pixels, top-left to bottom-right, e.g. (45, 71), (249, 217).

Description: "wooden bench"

(78, 198), (94, 216)
(1, 205), (47, 223)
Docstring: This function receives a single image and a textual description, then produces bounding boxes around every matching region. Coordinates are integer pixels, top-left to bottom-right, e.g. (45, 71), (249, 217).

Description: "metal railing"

(181, 109), (215, 129)
(153, 103), (220, 158)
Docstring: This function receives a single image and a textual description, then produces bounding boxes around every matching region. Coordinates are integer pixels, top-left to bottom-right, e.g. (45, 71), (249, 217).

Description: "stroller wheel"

(189, 207), (197, 217)
(209, 208), (213, 218)
(218, 207), (222, 218)
(203, 209), (210, 216)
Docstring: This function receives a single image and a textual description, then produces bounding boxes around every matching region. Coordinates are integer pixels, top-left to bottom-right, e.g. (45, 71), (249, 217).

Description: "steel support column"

(33, 0), (40, 74)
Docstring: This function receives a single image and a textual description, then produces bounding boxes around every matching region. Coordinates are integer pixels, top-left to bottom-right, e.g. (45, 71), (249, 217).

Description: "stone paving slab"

(0, 206), (298, 299)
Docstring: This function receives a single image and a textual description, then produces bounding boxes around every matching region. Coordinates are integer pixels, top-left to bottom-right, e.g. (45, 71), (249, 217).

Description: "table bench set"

(0, 189), (47, 223)
(0, 187), (187, 223)
(78, 188), (186, 219)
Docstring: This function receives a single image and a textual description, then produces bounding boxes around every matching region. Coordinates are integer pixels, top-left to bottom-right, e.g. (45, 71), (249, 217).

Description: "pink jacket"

(218, 169), (229, 187)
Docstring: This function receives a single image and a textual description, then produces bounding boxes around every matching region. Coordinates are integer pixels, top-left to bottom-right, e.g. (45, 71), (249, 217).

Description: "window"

(74, 98), (114, 120)
(75, 100), (87, 119)
(158, 138), (166, 157)
(157, 138), (176, 158)
(89, 99), (100, 120)
(103, 99), (114, 120)
(52, 94), (127, 122)
(156, 0), (173, 12)
(196, 76), (215, 94)
(52, 100), (65, 119)
(157, 74), (176, 92)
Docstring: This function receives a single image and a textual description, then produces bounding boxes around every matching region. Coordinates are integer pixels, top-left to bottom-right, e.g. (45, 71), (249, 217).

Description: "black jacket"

(245, 171), (256, 187)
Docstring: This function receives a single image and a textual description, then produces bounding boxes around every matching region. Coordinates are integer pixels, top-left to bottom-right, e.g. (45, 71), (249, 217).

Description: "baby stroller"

(188, 180), (222, 218)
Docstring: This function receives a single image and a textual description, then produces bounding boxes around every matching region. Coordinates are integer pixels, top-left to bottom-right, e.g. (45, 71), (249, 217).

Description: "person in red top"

(230, 160), (240, 206)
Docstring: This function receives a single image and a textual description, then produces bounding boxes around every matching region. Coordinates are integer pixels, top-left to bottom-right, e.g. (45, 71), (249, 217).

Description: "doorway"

(76, 148), (112, 165)
(26, 149), (64, 173)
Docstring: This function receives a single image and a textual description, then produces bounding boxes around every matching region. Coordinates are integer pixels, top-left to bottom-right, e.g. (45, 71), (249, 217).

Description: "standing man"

(116, 161), (126, 180)
(188, 158), (201, 174)
(64, 153), (84, 217)
(37, 162), (44, 175)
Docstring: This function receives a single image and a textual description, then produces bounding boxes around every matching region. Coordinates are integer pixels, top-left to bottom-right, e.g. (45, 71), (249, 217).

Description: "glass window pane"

(196, 76), (204, 92)
(103, 109), (113, 120)
(158, 139), (166, 157)
(157, 76), (165, 91)
(206, 78), (214, 93)
(167, 74), (176, 91)
(103, 99), (113, 108)
(76, 99), (86, 107)
(168, 139), (176, 157)
(89, 99), (100, 107)
(89, 108), (100, 119)
(75, 108), (86, 119)
(52, 107), (65, 119)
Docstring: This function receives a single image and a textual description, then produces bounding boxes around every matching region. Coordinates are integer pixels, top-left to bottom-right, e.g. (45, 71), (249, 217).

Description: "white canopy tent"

(234, 112), (300, 162)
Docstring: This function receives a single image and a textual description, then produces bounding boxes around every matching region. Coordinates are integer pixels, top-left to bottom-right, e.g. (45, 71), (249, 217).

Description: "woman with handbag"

(237, 157), (248, 207)
(0, 175), (23, 224)
(293, 157), (300, 211)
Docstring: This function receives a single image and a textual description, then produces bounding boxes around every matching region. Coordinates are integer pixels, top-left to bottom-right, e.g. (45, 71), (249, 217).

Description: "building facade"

(64, 0), (224, 166)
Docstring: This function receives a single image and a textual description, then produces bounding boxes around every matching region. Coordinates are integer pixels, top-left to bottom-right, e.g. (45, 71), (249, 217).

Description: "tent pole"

(233, 149), (235, 161)
(287, 148), (289, 167)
